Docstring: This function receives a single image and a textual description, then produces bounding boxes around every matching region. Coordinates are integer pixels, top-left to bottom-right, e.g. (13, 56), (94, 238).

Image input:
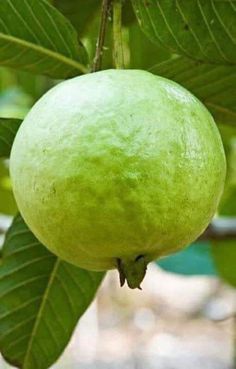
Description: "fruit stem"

(92, 0), (112, 72)
(117, 256), (147, 289)
(112, 0), (125, 69)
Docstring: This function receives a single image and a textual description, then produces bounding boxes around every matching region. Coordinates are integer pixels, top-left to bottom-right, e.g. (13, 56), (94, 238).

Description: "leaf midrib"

(23, 258), (60, 368)
(0, 33), (88, 74)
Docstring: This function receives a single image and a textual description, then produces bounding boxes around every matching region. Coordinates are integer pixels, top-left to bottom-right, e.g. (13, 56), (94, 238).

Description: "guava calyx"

(117, 255), (147, 290)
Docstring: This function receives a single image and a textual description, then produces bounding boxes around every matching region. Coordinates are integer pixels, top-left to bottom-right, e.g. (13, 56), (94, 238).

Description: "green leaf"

(211, 240), (236, 287)
(129, 21), (171, 69)
(0, 214), (104, 369)
(0, 118), (22, 158)
(132, 0), (236, 65)
(0, 160), (17, 215)
(150, 56), (236, 126)
(211, 150), (236, 287)
(0, 0), (88, 78)
(53, 0), (100, 36)
(53, 0), (135, 37)
(157, 242), (217, 276)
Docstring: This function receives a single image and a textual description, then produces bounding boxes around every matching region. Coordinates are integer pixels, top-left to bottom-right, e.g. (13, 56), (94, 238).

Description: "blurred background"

(0, 2), (236, 368)
(0, 251), (235, 369)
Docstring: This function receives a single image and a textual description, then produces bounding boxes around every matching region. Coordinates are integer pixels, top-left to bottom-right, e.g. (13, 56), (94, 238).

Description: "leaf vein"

(0, 255), (54, 283)
(0, 295), (42, 320)
(0, 274), (50, 299)
(197, 0), (230, 62)
(23, 259), (61, 367)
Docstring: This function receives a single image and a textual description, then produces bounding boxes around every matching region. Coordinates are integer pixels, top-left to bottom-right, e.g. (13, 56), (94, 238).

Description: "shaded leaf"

(129, 20), (171, 69)
(0, 0), (88, 78)
(53, 0), (100, 36)
(53, 0), (135, 36)
(0, 214), (104, 369)
(218, 137), (236, 208)
(0, 160), (17, 215)
(150, 56), (236, 125)
(132, 0), (236, 65)
(157, 242), (217, 276)
(211, 240), (236, 287)
(0, 118), (22, 157)
(211, 150), (236, 287)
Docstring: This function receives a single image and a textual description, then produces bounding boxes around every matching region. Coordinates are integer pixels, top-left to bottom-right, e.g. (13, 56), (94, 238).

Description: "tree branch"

(113, 0), (124, 69)
(92, 0), (112, 72)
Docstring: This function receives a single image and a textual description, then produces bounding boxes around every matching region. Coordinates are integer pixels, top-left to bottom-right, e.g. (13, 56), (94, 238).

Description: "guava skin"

(10, 70), (226, 285)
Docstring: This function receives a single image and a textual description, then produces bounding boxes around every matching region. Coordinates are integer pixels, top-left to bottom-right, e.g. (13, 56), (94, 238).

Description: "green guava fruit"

(10, 70), (226, 289)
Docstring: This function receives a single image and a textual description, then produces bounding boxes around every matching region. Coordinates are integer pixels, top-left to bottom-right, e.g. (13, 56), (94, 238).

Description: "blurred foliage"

(0, 68), (51, 101)
(0, 68), (55, 119)
(53, 0), (101, 37)
(0, 160), (17, 215)
(0, 87), (32, 120)
(210, 126), (236, 287)
(0, 118), (22, 157)
(53, 0), (135, 36)
(211, 240), (236, 287)
(0, 67), (35, 217)
(157, 242), (217, 276)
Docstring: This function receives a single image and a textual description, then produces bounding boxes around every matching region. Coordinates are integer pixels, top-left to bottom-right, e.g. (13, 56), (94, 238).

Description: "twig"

(113, 0), (124, 69)
(92, 0), (112, 72)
